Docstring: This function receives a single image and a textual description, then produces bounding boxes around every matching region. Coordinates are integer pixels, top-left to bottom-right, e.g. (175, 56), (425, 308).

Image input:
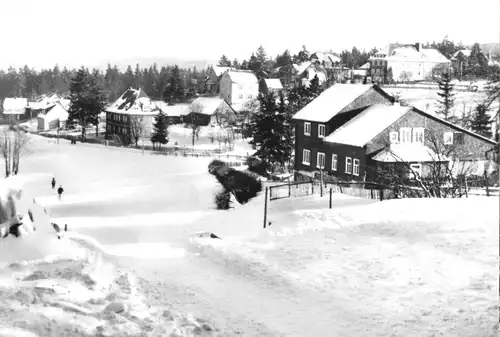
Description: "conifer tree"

(471, 104), (493, 138)
(150, 110), (169, 150)
(436, 72), (455, 120)
(250, 92), (293, 172)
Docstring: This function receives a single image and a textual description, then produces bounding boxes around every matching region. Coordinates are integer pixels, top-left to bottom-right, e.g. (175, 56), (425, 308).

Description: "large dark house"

(292, 84), (498, 182)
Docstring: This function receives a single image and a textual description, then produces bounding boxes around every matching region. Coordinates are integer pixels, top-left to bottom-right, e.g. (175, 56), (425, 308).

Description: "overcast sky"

(0, 0), (498, 70)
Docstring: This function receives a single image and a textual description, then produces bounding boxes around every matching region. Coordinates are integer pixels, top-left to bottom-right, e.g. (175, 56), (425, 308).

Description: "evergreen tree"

(232, 59), (240, 69)
(436, 72), (455, 120)
(122, 65), (135, 91)
(163, 65), (184, 103)
(293, 45), (310, 64)
(307, 75), (323, 98)
(217, 55), (231, 67)
(471, 104), (493, 138)
(68, 67), (106, 141)
(150, 110), (169, 150)
(466, 43), (487, 77)
(250, 92), (293, 172)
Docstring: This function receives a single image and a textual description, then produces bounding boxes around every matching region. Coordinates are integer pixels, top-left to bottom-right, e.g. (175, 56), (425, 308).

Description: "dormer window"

(318, 124), (326, 138)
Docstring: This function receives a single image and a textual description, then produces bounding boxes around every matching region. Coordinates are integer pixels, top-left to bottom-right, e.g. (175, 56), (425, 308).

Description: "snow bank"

(190, 196), (499, 335)
(0, 177), (217, 336)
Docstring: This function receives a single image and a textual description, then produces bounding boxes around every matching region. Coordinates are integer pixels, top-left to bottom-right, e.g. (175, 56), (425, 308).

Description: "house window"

(317, 152), (326, 169)
(318, 124), (326, 138)
(443, 132), (453, 145)
(399, 127), (412, 143)
(302, 149), (311, 165)
(345, 157), (352, 173)
(247, 94), (252, 99)
(304, 122), (311, 136)
(331, 154), (338, 171)
(389, 131), (399, 144)
(409, 163), (422, 179)
(412, 128), (425, 143)
(353, 159), (360, 176)
(454, 132), (464, 145)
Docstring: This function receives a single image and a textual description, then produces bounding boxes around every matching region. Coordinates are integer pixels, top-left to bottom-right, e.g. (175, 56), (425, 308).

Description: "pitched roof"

(212, 66), (230, 77)
(263, 79), (283, 90)
(190, 97), (231, 115)
(323, 104), (411, 147)
(292, 84), (378, 123)
(371, 143), (449, 162)
(154, 102), (190, 117)
(359, 62), (370, 70)
(106, 88), (158, 115)
(225, 70), (258, 85)
(452, 49), (472, 59)
(3, 98), (28, 113)
(311, 52), (341, 64)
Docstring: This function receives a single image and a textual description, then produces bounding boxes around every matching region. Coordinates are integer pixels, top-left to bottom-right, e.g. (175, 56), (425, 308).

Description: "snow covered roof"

(212, 66), (230, 77)
(371, 143), (449, 163)
(190, 97), (233, 115)
(324, 104), (411, 147)
(38, 102), (69, 121)
(106, 88), (158, 115)
(293, 61), (312, 75)
(292, 84), (376, 123)
(385, 47), (450, 63)
(225, 71), (258, 85)
(452, 49), (471, 59)
(311, 52), (341, 64)
(359, 62), (370, 70)
(154, 102), (190, 117)
(263, 79), (283, 90)
(3, 98), (28, 114)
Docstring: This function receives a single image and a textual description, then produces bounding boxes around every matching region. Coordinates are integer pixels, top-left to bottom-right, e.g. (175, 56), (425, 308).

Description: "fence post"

(329, 188), (333, 209)
(484, 171), (490, 197)
(370, 188), (374, 199)
(263, 187), (268, 229)
(311, 181), (314, 195)
(288, 182), (291, 197)
(339, 183), (343, 194)
(320, 169), (323, 197)
(458, 178), (462, 198)
(379, 188), (384, 201)
(464, 176), (469, 198)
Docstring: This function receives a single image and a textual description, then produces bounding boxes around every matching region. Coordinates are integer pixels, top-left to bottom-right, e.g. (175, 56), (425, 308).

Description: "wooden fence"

(268, 180), (391, 201)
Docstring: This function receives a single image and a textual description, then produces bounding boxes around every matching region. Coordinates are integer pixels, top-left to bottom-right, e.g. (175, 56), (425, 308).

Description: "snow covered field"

(0, 135), (498, 336)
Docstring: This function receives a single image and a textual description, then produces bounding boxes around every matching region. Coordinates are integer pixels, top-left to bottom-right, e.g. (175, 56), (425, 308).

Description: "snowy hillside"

(0, 134), (497, 336)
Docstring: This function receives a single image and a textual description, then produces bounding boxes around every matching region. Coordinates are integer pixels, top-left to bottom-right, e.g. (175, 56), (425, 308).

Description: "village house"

(105, 88), (186, 144)
(258, 78), (283, 95)
(369, 43), (451, 83)
(292, 61), (328, 87)
(450, 49), (491, 78)
(291, 84), (497, 182)
(153, 101), (190, 124)
(204, 65), (230, 94)
(219, 70), (259, 112)
(310, 51), (341, 69)
(37, 102), (69, 131)
(186, 97), (236, 126)
(2, 97), (28, 121)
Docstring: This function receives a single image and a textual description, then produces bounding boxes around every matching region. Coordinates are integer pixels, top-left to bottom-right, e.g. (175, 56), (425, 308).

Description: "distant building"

(219, 70), (259, 112)
(259, 78), (283, 95)
(186, 97), (236, 126)
(105, 88), (186, 144)
(37, 102), (69, 131)
(292, 61), (328, 87)
(2, 98), (28, 120)
(204, 66), (231, 94)
(369, 43), (451, 83)
(310, 51), (341, 69)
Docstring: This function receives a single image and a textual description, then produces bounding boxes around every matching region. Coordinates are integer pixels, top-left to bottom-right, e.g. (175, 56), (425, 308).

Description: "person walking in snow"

(51, 177), (56, 190)
(57, 185), (64, 201)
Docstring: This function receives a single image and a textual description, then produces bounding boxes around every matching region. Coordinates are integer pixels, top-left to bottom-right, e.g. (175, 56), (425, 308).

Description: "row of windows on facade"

(302, 149), (360, 176)
(304, 122), (465, 146)
(107, 124), (129, 134)
(371, 60), (386, 67)
(108, 113), (131, 123)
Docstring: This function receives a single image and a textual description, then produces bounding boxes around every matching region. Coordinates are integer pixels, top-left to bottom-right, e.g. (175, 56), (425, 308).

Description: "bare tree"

(0, 127), (32, 177)
(130, 116), (145, 147)
(373, 129), (475, 198)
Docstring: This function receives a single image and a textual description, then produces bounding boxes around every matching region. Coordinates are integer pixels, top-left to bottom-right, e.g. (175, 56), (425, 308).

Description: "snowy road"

(11, 135), (499, 336)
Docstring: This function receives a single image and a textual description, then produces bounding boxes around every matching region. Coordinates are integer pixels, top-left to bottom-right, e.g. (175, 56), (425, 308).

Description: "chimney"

(415, 42), (421, 52)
